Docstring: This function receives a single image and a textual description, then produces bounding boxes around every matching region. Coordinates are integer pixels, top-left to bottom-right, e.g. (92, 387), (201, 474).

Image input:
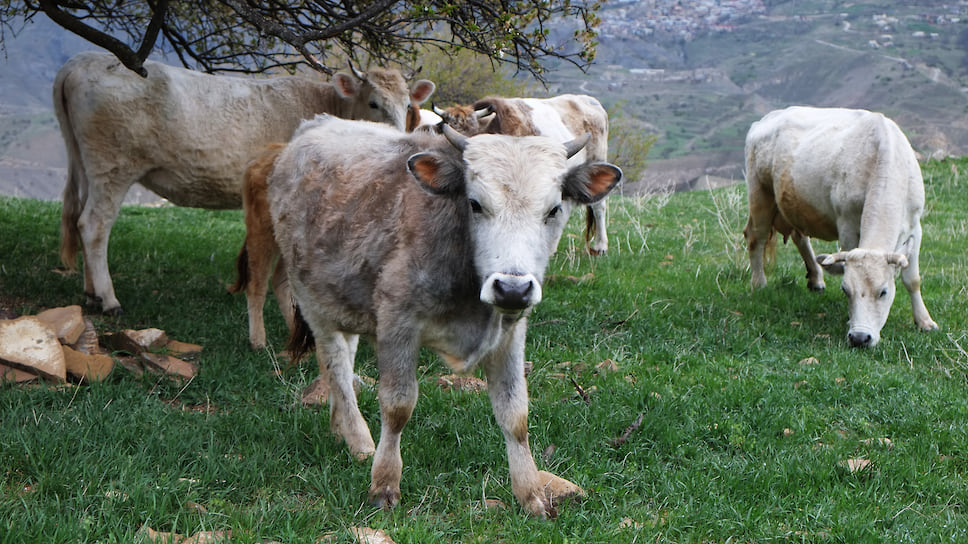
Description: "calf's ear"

(562, 162), (623, 204)
(407, 153), (465, 196)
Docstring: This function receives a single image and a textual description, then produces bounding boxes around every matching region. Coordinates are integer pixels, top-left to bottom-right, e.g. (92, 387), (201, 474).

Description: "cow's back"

(538, 94), (609, 161)
(268, 118), (470, 334)
(745, 106), (921, 243)
(57, 52), (338, 209)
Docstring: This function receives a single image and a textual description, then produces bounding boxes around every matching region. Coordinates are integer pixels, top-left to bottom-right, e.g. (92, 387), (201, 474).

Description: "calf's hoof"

(368, 485), (401, 511)
(521, 471), (585, 519)
(537, 470), (585, 502)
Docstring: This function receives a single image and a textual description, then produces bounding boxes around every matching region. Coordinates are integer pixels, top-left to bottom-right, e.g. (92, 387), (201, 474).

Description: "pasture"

(1, 158), (966, 542)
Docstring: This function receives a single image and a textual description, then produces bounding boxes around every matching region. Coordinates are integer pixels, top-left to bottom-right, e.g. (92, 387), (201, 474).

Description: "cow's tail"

(585, 206), (598, 247)
(53, 65), (83, 272)
(286, 305), (316, 364)
(227, 242), (250, 294)
(743, 214), (778, 265)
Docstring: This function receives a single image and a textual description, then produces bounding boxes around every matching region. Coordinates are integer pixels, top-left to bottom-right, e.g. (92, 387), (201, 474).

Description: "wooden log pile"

(0, 305), (202, 385)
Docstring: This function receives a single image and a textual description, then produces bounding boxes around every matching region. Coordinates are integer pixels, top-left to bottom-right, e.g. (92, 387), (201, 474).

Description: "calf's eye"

(369, 100), (379, 109)
(546, 204), (562, 222)
(879, 287), (889, 299)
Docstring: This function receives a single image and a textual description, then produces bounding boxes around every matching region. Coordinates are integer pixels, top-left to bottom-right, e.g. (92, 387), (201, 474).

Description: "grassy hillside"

(0, 158), (966, 542)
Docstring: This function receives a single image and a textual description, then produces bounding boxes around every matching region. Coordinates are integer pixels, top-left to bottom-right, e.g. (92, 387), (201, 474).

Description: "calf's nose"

(492, 277), (535, 311)
(848, 331), (873, 348)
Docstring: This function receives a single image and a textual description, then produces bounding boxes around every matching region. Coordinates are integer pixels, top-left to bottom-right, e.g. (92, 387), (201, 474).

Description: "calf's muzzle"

(481, 273), (542, 312)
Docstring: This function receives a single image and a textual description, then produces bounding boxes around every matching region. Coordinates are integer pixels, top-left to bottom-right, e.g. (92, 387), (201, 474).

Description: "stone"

(0, 316), (66, 382)
(70, 319), (101, 355)
(62, 345), (115, 383)
(104, 328), (169, 355)
(35, 305), (85, 345)
(165, 339), (203, 360)
(437, 374), (487, 393)
(123, 328), (170, 352)
(0, 362), (39, 383)
(140, 352), (198, 380)
(302, 375), (330, 406)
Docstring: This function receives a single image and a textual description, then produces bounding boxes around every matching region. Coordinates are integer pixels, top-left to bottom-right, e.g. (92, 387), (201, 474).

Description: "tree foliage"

(416, 45), (536, 105)
(0, 1), (602, 79)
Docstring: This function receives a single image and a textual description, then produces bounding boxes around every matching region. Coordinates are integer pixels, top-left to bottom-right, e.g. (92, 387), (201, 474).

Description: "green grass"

(1, 159), (967, 542)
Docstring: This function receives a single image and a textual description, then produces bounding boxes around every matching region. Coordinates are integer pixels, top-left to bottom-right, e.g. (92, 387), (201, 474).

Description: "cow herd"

(50, 52), (938, 518)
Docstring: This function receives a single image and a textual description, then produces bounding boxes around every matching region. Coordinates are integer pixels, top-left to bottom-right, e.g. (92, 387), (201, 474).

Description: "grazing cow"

(269, 114), (621, 517)
(54, 51), (434, 314)
(744, 106), (939, 347)
(470, 95), (613, 255)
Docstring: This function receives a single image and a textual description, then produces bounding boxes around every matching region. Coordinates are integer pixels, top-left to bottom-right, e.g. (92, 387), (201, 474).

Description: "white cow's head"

(407, 125), (622, 314)
(820, 248), (909, 348)
(335, 65), (435, 131)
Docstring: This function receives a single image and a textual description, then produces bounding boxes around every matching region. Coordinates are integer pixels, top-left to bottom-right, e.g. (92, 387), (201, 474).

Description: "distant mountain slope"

(3, 2), (968, 199)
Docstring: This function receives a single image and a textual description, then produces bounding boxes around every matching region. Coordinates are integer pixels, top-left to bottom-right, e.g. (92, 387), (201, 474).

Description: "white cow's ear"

(411, 80), (436, 105)
(407, 152), (464, 196)
(562, 162), (623, 204)
(333, 72), (361, 98)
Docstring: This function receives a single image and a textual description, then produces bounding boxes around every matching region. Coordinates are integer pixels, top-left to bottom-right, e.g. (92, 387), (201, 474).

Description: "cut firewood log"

(0, 316), (66, 382)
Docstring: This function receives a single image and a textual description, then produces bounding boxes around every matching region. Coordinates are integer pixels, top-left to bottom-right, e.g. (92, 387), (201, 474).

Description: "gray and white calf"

(269, 115), (621, 517)
(744, 106), (939, 347)
(54, 51), (434, 314)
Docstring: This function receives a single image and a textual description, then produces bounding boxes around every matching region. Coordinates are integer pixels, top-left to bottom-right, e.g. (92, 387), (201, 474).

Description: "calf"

(744, 106), (938, 347)
(269, 114), (621, 517)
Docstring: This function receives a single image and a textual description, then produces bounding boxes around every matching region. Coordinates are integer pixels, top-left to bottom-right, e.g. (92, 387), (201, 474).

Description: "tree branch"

(37, 0), (168, 77)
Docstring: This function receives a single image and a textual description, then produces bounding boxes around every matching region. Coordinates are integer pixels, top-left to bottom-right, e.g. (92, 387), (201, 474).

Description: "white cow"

(54, 51), (434, 314)
(744, 106), (939, 347)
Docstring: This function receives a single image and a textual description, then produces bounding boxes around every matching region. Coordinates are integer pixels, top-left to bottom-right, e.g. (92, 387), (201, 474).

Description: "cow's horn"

(442, 123), (468, 151)
(563, 133), (591, 159)
(821, 251), (848, 266)
(432, 103), (446, 116)
(347, 60), (366, 81)
(886, 252), (909, 268)
(474, 106), (493, 118)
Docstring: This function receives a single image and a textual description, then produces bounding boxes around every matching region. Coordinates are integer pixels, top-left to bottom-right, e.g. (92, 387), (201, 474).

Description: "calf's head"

(407, 125), (622, 314)
(821, 249), (909, 348)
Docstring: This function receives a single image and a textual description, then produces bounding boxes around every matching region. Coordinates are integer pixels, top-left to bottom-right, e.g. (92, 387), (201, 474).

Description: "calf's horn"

(474, 106), (493, 118)
(432, 103), (447, 116)
(564, 133), (591, 159)
(442, 123), (468, 151)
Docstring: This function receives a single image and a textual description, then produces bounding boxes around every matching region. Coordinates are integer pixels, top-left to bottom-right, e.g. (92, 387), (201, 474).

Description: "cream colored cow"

(744, 106), (938, 347)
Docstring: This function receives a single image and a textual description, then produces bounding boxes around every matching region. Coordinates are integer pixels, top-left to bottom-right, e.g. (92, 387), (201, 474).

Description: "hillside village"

(4, 1), (968, 198)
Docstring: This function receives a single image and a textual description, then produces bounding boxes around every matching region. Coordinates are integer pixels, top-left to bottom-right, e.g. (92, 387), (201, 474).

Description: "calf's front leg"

(368, 334), (419, 510)
(483, 324), (583, 518)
